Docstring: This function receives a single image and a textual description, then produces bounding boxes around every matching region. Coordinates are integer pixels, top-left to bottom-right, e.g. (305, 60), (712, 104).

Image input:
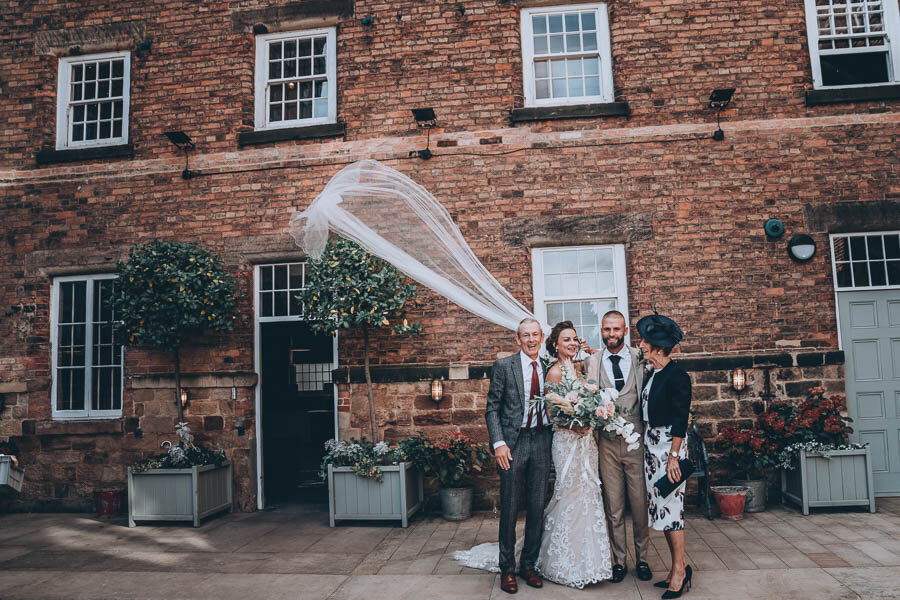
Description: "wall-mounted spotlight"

(136, 40), (152, 60)
(163, 131), (196, 179)
(410, 108), (436, 160)
(787, 234), (817, 262)
(708, 88), (735, 141)
(431, 378), (444, 404)
(360, 17), (375, 26)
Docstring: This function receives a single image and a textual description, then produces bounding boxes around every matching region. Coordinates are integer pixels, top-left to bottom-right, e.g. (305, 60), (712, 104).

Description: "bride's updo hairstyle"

(546, 320), (576, 358)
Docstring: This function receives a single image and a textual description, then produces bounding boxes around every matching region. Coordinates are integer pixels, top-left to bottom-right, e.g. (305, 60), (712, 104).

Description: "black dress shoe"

(610, 564), (627, 583)
(637, 561), (652, 581)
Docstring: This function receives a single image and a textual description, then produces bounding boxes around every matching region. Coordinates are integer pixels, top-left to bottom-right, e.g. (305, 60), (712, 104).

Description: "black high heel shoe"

(661, 565), (692, 599)
(653, 580), (670, 589)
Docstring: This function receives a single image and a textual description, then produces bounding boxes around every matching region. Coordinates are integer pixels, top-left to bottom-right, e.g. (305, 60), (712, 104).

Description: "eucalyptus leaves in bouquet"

(319, 438), (406, 482)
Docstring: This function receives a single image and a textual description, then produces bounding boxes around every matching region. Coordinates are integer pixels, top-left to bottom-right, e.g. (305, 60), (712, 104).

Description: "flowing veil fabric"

(288, 160), (545, 332)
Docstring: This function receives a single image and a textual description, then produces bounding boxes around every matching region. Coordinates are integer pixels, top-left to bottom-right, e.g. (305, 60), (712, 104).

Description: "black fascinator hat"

(636, 312), (683, 348)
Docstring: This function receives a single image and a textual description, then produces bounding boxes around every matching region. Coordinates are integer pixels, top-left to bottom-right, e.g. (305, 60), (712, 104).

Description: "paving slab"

(330, 574), (496, 600)
(827, 566), (900, 599)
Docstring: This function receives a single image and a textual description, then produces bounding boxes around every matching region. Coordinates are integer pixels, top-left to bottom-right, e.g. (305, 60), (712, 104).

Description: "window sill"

(805, 84), (900, 105)
(238, 122), (346, 146)
(509, 102), (629, 123)
(36, 144), (134, 165)
(34, 418), (124, 436)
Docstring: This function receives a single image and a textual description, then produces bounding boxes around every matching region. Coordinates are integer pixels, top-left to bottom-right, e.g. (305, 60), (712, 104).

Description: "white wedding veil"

(288, 159), (544, 332)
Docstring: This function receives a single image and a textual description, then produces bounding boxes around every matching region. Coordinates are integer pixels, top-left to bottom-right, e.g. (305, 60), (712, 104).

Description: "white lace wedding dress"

(453, 428), (613, 588)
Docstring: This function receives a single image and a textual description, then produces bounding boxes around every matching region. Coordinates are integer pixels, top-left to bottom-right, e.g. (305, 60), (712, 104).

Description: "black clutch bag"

(653, 457), (694, 499)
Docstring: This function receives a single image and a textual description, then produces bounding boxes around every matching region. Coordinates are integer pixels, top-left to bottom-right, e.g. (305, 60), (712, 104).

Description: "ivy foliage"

(111, 241), (239, 350)
(295, 238), (421, 336)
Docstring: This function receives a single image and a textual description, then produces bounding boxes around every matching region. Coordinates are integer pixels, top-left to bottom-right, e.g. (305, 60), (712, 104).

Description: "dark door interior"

(261, 321), (335, 504)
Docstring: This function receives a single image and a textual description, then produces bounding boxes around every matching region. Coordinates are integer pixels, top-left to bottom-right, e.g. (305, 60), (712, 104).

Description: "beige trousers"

(598, 423), (650, 566)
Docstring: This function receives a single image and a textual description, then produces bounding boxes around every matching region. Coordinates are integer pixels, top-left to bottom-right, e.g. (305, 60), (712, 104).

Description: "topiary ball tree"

(296, 238), (421, 442)
(112, 240), (239, 424)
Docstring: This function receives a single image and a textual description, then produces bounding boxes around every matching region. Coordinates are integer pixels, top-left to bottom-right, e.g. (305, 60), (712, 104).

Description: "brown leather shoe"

(519, 569), (543, 588)
(500, 573), (518, 594)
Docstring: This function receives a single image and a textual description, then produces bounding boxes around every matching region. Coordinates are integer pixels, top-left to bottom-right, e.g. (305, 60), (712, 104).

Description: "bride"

(455, 320), (613, 588)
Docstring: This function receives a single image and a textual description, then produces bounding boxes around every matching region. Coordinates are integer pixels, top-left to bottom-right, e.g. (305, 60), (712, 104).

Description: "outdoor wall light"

(731, 368), (746, 393)
(360, 17), (375, 26)
(410, 108), (436, 160)
(431, 378), (444, 404)
(708, 88), (735, 141)
(135, 40), (152, 59)
(787, 234), (816, 262)
(180, 388), (190, 408)
(163, 131), (196, 179)
(764, 218), (785, 239)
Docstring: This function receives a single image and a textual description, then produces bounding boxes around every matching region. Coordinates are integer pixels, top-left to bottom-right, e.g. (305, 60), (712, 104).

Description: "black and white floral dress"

(642, 371), (688, 531)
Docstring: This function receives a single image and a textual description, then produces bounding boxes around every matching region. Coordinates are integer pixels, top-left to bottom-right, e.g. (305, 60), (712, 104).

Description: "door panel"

(839, 289), (900, 494)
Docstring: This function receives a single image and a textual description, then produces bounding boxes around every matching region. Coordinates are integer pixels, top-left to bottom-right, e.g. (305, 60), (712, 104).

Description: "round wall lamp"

(787, 234), (816, 262)
(430, 378), (444, 404)
(764, 218), (784, 239)
(731, 368), (746, 393)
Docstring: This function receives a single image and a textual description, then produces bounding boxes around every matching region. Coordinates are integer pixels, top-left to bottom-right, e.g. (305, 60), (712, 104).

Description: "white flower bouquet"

(530, 362), (641, 451)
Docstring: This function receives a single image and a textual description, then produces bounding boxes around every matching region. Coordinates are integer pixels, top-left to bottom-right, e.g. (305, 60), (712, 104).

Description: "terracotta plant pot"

(711, 485), (750, 520)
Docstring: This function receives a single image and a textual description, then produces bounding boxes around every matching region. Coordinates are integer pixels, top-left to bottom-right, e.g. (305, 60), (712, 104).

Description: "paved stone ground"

(2, 499), (900, 599)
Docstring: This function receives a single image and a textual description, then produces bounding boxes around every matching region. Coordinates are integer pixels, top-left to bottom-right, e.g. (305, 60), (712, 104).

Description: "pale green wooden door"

(839, 289), (900, 494)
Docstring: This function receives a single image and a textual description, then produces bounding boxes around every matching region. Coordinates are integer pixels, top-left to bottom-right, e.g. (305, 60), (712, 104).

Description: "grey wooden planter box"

(781, 448), (876, 515)
(0, 456), (24, 493)
(127, 461), (232, 527)
(328, 462), (423, 528)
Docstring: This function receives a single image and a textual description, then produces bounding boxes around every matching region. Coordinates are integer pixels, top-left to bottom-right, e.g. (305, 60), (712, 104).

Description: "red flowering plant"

(400, 432), (490, 488)
(775, 387), (861, 469)
(716, 400), (795, 479)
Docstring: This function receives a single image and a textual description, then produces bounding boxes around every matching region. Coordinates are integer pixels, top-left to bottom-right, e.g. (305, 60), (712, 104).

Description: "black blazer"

(642, 361), (692, 439)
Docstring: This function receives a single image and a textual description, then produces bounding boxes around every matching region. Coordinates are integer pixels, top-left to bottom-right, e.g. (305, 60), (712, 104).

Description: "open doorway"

(255, 262), (337, 506)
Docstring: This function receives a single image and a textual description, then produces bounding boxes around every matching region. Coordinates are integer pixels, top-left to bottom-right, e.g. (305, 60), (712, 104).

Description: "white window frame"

(252, 261), (339, 509)
(51, 274), (123, 420)
(803, 0), (900, 89)
(55, 51), (131, 150)
(829, 231), (900, 292)
(531, 244), (630, 346)
(521, 3), (615, 107)
(254, 28), (337, 130)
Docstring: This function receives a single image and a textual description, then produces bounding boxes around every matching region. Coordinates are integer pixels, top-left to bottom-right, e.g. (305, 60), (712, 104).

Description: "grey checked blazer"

(485, 352), (548, 453)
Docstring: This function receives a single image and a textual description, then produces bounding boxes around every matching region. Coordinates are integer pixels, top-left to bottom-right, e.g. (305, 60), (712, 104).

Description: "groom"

(586, 311), (652, 583)
(485, 318), (552, 594)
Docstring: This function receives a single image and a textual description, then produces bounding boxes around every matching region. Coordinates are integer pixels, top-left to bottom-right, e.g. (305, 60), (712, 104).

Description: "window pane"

(869, 261), (887, 286)
(274, 264), (288, 289)
(534, 36), (548, 54)
(867, 235), (884, 259)
(852, 262), (870, 287)
(86, 122), (97, 140)
(286, 82), (298, 100)
(887, 260), (900, 285)
(835, 261), (852, 288)
(596, 271), (615, 295)
(113, 121), (122, 137)
(299, 101), (312, 119)
(562, 274), (579, 295)
(578, 276), (597, 295)
(313, 57), (326, 75)
(568, 78), (584, 97)
(72, 64), (83, 81)
(566, 33), (581, 52)
(85, 63), (96, 80)
(581, 11), (596, 31)
(552, 78), (567, 97)
(313, 37), (326, 55)
(260, 291), (273, 317)
(100, 102), (112, 119)
(270, 104), (282, 122)
(563, 302), (581, 324)
(849, 236), (867, 260)
(261, 265), (273, 290)
(577, 250), (595, 272)
(534, 61), (549, 78)
(549, 34), (564, 53)
(821, 52), (889, 86)
(548, 14), (563, 33)
(289, 263), (304, 289)
(884, 235), (900, 259)
(269, 61), (281, 80)
(544, 250), (564, 274)
(315, 80), (328, 99)
(567, 58), (583, 76)
(99, 61), (110, 79)
(533, 15), (547, 34)
(314, 99), (328, 118)
(596, 248), (613, 270)
(584, 77), (601, 96)
(284, 59), (297, 78)
(274, 291), (288, 316)
(72, 124), (84, 142)
(112, 60), (123, 77)
(299, 81), (313, 99)
(270, 84), (283, 102)
(584, 57), (600, 75)
(565, 13), (580, 31)
(99, 121), (111, 138)
(536, 79), (550, 99)
(284, 102), (298, 120)
(284, 40), (297, 58)
(546, 302), (563, 325)
(72, 83), (82, 101)
(290, 292), (303, 316)
(298, 38), (311, 57)
(269, 41), (282, 59)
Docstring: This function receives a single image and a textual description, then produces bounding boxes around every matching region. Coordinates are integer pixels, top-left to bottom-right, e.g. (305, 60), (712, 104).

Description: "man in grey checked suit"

(485, 318), (552, 594)
(585, 310), (652, 583)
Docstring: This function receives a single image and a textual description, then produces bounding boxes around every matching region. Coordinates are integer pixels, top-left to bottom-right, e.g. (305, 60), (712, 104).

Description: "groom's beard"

(603, 335), (623, 351)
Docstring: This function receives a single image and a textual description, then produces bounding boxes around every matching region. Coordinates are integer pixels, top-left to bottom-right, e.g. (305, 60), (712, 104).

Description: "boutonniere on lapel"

(637, 348), (654, 374)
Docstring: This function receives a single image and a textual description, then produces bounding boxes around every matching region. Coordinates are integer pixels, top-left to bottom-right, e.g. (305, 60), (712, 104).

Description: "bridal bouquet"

(530, 362), (641, 451)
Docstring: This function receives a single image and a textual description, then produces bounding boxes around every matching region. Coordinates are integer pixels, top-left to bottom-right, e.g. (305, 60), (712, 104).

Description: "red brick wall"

(1, 0), (898, 510)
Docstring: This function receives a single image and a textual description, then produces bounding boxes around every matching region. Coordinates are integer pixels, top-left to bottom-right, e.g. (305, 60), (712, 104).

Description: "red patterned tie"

(530, 361), (543, 431)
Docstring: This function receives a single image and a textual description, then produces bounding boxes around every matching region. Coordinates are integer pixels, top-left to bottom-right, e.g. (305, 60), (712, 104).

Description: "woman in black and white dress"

(637, 313), (693, 599)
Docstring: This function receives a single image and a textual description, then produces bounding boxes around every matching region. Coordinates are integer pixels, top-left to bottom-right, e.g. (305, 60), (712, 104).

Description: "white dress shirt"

(493, 351), (546, 450)
(601, 346), (632, 387)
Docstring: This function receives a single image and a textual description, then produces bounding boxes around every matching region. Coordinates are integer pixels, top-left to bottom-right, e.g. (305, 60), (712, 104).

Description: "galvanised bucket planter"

(127, 461), (232, 527)
(780, 448), (875, 515)
(328, 461), (423, 528)
(438, 486), (473, 521)
(734, 479), (767, 513)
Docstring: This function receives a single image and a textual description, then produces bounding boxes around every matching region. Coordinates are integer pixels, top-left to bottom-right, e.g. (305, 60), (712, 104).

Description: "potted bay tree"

(112, 240), (239, 526)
